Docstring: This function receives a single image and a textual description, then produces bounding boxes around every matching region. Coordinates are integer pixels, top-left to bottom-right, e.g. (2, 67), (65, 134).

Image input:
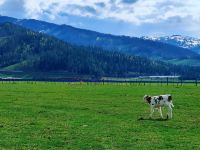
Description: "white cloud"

(0, 0), (5, 5)
(1, 0), (200, 37)
(21, 0), (200, 25)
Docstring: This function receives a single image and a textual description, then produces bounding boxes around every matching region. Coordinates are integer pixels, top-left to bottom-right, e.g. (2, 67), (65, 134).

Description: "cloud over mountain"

(0, 0), (200, 37)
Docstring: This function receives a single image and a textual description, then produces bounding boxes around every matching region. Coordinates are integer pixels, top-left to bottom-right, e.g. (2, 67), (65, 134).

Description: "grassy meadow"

(0, 82), (200, 149)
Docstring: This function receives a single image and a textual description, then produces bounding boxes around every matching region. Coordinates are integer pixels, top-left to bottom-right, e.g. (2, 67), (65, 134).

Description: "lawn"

(0, 82), (200, 149)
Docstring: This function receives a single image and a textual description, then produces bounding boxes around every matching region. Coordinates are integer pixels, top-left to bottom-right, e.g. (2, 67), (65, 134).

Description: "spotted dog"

(143, 94), (174, 119)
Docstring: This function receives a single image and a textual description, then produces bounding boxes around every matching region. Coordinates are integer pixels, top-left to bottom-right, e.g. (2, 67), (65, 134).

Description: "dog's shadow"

(137, 117), (168, 121)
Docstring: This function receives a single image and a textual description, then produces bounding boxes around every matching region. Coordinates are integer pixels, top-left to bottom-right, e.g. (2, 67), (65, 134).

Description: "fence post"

(181, 78), (183, 86)
(167, 77), (169, 86)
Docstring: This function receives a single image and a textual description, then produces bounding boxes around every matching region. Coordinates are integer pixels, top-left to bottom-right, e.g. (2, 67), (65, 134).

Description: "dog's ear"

(144, 95), (151, 103)
(147, 96), (151, 103)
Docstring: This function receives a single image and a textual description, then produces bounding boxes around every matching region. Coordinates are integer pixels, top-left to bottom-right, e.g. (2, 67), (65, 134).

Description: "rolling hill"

(0, 16), (199, 62)
(2, 22), (195, 79)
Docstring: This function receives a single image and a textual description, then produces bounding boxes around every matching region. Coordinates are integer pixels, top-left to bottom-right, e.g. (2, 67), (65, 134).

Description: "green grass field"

(0, 82), (200, 149)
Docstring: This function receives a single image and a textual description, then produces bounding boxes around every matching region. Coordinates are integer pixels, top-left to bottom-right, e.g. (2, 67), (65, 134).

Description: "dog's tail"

(170, 101), (174, 107)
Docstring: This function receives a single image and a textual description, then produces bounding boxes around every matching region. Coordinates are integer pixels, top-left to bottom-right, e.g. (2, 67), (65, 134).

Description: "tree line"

(0, 23), (200, 79)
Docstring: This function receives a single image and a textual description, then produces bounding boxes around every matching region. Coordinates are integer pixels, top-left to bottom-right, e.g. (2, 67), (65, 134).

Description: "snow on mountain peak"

(141, 35), (200, 50)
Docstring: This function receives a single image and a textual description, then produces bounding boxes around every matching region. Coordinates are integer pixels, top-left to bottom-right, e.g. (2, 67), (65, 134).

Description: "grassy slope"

(0, 71), (91, 80)
(166, 59), (200, 66)
(0, 82), (200, 149)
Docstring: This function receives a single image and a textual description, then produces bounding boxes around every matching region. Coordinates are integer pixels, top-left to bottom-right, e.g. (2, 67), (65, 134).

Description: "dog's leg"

(158, 107), (163, 119)
(149, 106), (154, 119)
(168, 106), (173, 119)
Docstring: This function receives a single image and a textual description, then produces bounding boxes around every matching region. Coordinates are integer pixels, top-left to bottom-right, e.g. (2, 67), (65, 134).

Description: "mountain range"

(0, 16), (200, 79)
(142, 35), (200, 54)
(2, 22), (192, 79)
(0, 16), (199, 62)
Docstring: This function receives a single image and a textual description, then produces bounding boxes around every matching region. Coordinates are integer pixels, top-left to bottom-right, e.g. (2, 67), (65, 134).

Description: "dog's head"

(143, 95), (151, 104)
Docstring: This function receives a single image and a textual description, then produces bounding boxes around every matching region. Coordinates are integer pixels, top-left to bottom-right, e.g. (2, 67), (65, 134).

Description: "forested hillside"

(0, 23), (199, 79)
(0, 16), (199, 61)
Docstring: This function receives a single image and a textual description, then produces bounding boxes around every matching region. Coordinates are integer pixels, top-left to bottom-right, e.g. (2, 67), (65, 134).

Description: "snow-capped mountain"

(142, 35), (200, 54)
(1, 16), (200, 60)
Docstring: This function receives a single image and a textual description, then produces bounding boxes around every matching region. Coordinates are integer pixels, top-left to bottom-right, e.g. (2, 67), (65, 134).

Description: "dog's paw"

(138, 117), (144, 120)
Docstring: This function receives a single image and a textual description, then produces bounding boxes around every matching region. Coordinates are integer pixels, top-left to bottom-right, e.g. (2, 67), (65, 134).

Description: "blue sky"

(0, 0), (200, 38)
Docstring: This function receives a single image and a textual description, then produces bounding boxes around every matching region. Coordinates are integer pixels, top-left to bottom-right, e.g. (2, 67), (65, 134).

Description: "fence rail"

(0, 78), (199, 86)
